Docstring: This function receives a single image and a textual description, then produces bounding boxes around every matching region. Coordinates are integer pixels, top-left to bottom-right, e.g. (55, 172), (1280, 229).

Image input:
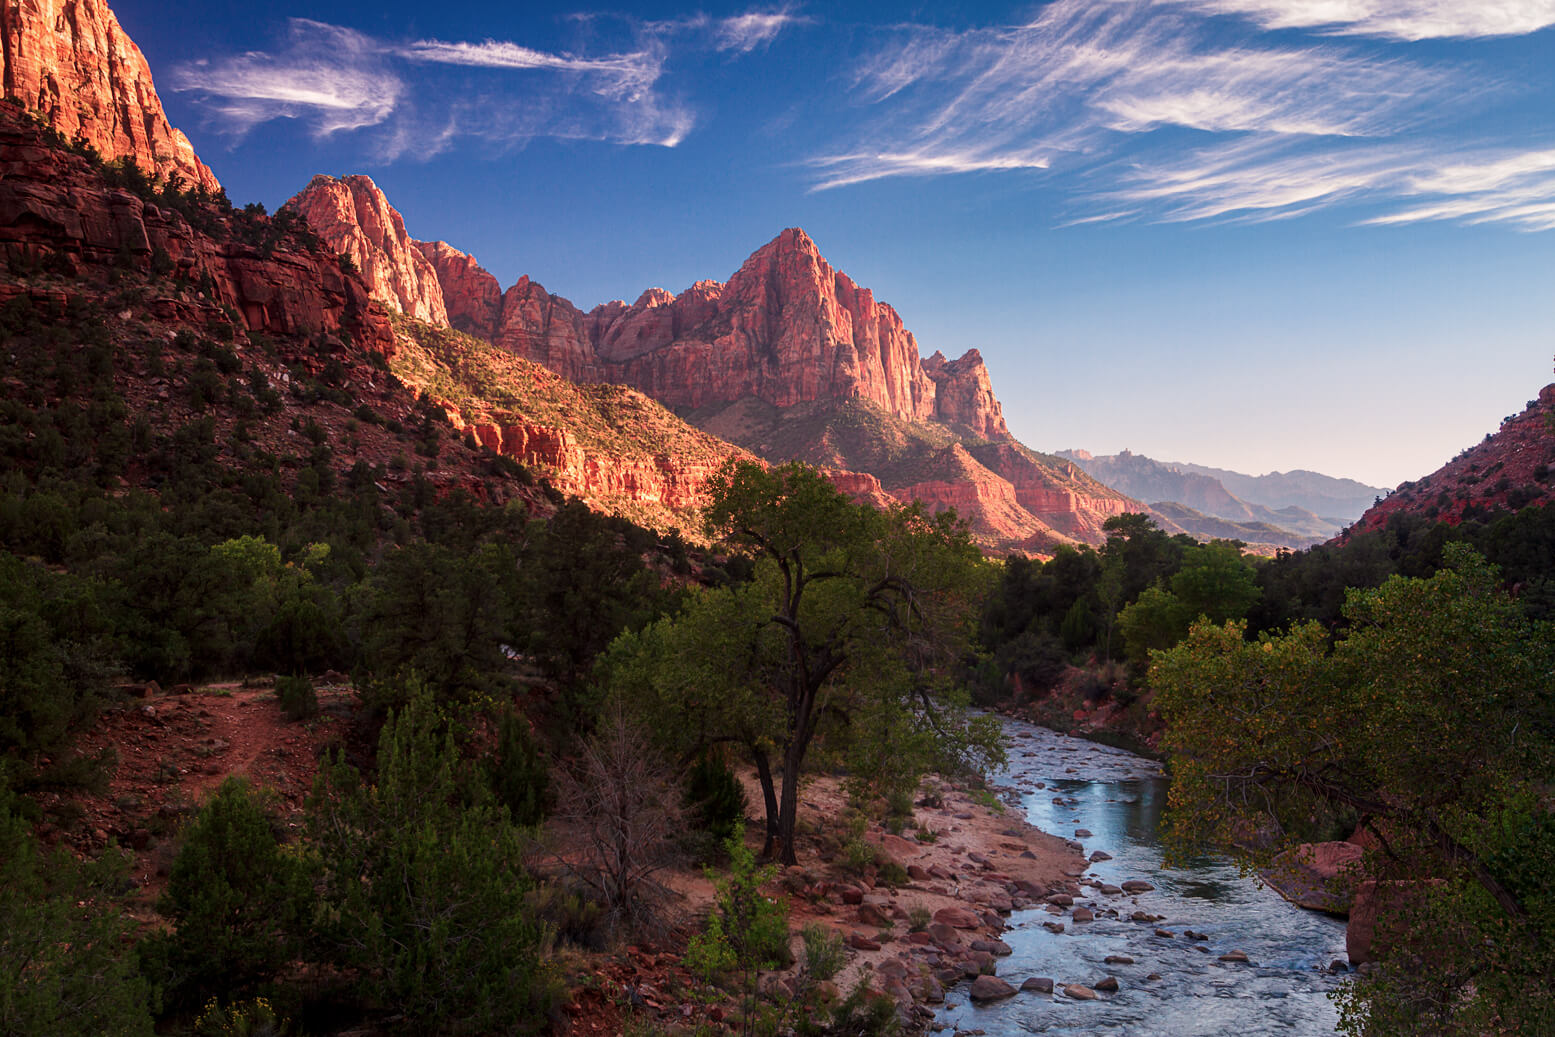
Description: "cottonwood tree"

(605, 461), (1001, 865)
(1152, 544), (1554, 1035)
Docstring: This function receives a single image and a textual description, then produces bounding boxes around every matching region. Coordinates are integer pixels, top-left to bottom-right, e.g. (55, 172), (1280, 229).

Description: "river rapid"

(936, 717), (1349, 1036)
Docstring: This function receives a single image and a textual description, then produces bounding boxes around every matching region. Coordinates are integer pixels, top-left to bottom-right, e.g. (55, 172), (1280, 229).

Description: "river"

(935, 717), (1350, 1036)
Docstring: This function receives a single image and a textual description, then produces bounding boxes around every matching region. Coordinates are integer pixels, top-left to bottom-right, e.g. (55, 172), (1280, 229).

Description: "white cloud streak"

(811, 0), (1554, 231)
(810, 0), (1449, 190)
(1112, 138), (1555, 230)
(1160, 0), (1555, 41)
(174, 8), (795, 154)
(714, 11), (807, 52)
(172, 20), (402, 135)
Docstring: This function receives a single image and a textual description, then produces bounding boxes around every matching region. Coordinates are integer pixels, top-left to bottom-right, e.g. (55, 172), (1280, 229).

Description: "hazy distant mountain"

(1165, 461), (1386, 524)
(1057, 449), (1387, 538)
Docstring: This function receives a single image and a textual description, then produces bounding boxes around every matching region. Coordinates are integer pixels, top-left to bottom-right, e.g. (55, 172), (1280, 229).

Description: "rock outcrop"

(286, 175), (446, 325)
(0, 0), (218, 192)
(1349, 383), (1555, 537)
(0, 101), (390, 353)
(414, 239), (502, 340)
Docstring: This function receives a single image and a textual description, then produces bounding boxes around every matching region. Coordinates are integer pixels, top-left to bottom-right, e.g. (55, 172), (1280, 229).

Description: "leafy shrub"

(149, 777), (314, 1007)
(686, 822), (790, 991)
(193, 996), (290, 1037)
(274, 674), (316, 721)
(684, 749), (748, 847)
(485, 707), (551, 827)
(0, 793), (155, 1036)
(307, 684), (559, 1032)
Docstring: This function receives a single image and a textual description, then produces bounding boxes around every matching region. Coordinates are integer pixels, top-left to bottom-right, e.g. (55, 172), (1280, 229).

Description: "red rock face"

(495, 275), (600, 385)
(922, 349), (1009, 440)
(583, 229), (973, 429)
(0, 105), (392, 355)
(414, 239), (502, 341)
(0, 0), (218, 192)
(285, 175), (446, 325)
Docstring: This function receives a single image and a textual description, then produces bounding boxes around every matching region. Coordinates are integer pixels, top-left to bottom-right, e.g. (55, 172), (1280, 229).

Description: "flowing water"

(935, 717), (1349, 1036)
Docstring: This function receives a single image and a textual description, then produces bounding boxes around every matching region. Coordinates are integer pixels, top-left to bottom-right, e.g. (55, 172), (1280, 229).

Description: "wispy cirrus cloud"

(809, 0), (1449, 190)
(1160, 0), (1555, 41)
(173, 8), (801, 156)
(809, 0), (1555, 231)
(714, 10), (809, 52)
(172, 20), (402, 136)
(1109, 138), (1555, 230)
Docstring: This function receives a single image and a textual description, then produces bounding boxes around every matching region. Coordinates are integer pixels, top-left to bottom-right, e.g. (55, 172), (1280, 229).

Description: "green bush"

(485, 707), (550, 827)
(274, 674), (316, 721)
(685, 822), (790, 986)
(149, 778), (313, 1007)
(0, 793), (154, 1036)
(683, 749), (747, 846)
(307, 683), (559, 1032)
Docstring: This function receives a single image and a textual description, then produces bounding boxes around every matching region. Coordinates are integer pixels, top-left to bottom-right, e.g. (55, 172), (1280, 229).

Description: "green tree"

(605, 461), (1001, 864)
(686, 822), (790, 1034)
(1153, 544), (1555, 1035)
(307, 679), (557, 1033)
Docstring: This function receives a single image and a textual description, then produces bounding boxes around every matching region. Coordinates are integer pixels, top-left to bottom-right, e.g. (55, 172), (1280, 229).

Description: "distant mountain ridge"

(1057, 448), (1387, 541)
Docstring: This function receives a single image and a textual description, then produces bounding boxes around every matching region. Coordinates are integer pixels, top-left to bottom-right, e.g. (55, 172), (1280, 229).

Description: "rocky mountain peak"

(0, 0), (219, 191)
(285, 174), (447, 326)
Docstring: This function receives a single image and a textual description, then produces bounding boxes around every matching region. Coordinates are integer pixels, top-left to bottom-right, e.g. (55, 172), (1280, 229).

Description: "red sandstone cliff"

(414, 239), (502, 340)
(0, 0), (218, 192)
(286, 175), (446, 325)
(283, 174), (1138, 552)
(0, 101), (390, 352)
(281, 186), (1013, 444)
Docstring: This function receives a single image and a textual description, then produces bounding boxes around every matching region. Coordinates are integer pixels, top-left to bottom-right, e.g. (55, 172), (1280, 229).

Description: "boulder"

(1063, 984), (1098, 1000)
(932, 906), (981, 929)
(1021, 976), (1055, 993)
(967, 975), (1017, 1002)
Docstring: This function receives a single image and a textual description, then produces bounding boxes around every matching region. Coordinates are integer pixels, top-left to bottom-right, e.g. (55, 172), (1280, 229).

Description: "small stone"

(1330, 959), (1349, 973)
(1146, 973), (1162, 981)
(1021, 977), (1054, 993)
(1155, 928), (1175, 938)
(1219, 950), (1250, 963)
(1120, 880), (1155, 893)
(1042, 921), (1065, 934)
(1094, 976), (1120, 992)
(1103, 955), (1134, 965)
(1063, 984), (1098, 1000)
(848, 932), (881, 951)
(1089, 850), (1112, 862)
(1100, 884), (1123, 895)
(1072, 907), (1095, 923)
(1075, 829), (1093, 838)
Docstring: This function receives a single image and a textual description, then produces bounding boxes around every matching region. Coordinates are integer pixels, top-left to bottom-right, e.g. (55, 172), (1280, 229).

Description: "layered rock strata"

(0, 103), (390, 353)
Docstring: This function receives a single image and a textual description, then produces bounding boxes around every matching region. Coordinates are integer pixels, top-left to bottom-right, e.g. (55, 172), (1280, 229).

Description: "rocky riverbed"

(930, 717), (1350, 1036)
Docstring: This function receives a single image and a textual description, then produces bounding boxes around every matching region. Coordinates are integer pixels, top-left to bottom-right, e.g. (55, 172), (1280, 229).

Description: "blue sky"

(118, 0), (1555, 487)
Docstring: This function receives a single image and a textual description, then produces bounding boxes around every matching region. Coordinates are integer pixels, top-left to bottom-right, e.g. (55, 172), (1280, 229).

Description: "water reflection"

(936, 719), (1348, 1036)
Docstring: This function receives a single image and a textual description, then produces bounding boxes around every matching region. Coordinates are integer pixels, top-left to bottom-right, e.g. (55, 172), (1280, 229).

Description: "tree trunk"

(752, 747), (780, 859)
(776, 736), (809, 866)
